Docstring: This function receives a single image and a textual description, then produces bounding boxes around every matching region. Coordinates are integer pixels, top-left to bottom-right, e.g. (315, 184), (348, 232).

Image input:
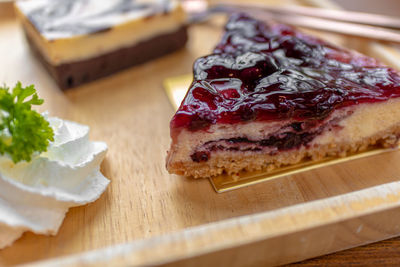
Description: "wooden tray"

(2, 0), (400, 266)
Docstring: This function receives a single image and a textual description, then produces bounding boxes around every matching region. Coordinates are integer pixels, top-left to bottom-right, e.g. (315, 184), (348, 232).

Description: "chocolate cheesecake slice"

(166, 14), (400, 178)
(15, 0), (188, 89)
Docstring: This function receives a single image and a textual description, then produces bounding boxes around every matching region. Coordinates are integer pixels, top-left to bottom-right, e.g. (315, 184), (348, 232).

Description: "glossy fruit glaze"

(171, 13), (400, 133)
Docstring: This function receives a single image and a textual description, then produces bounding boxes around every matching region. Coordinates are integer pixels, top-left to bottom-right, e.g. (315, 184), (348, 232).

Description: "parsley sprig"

(0, 82), (54, 163)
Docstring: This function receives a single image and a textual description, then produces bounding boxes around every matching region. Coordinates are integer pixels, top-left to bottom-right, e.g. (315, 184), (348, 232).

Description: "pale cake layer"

(167, 98), (400, 178)
(15, 0), (186, 65)
(167, 126), (400, 178)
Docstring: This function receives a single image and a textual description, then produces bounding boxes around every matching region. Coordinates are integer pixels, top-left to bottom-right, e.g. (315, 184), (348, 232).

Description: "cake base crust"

(26, 26), (188, 89)
(167, 124), (400, 178)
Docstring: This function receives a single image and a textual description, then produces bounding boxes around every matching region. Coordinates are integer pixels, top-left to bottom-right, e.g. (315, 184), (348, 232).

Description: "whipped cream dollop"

(0, 117), (109, 249)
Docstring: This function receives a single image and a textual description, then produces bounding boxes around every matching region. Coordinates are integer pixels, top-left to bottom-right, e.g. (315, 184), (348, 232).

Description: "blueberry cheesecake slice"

(166, 14), (400, 178)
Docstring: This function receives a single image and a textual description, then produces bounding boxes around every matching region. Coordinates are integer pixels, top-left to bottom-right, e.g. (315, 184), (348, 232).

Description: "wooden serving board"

(2, 0), (400, 266)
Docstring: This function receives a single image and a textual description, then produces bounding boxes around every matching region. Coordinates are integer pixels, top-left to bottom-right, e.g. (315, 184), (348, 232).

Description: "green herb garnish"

(0, 82), (54, 163)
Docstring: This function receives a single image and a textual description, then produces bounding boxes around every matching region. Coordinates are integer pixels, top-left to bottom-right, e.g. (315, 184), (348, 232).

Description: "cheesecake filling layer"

(190, 121), (324, 163)
(190, 132), (318, 163)
(189, 120), (334, 163)
(16, 0), (186, 65)
(182, 97), (400, 165)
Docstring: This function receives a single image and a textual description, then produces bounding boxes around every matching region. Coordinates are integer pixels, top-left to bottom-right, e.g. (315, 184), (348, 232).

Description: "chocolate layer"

(26, 26), (188, 89)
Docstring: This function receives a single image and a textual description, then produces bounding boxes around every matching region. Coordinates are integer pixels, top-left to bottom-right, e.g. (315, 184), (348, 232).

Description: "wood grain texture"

(22, 181), (400, 267)
(1, 0), (400, 266)
(290, 238), (400, 266)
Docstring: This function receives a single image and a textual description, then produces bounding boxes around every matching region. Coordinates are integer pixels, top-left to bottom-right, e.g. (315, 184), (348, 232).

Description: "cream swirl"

(17, 0), (174, 40)
(0, 117), (109, 249)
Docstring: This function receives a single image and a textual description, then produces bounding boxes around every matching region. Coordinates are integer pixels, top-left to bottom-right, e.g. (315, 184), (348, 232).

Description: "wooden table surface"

(2, 0), (400, 266)
(291, 238), (400, 265)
